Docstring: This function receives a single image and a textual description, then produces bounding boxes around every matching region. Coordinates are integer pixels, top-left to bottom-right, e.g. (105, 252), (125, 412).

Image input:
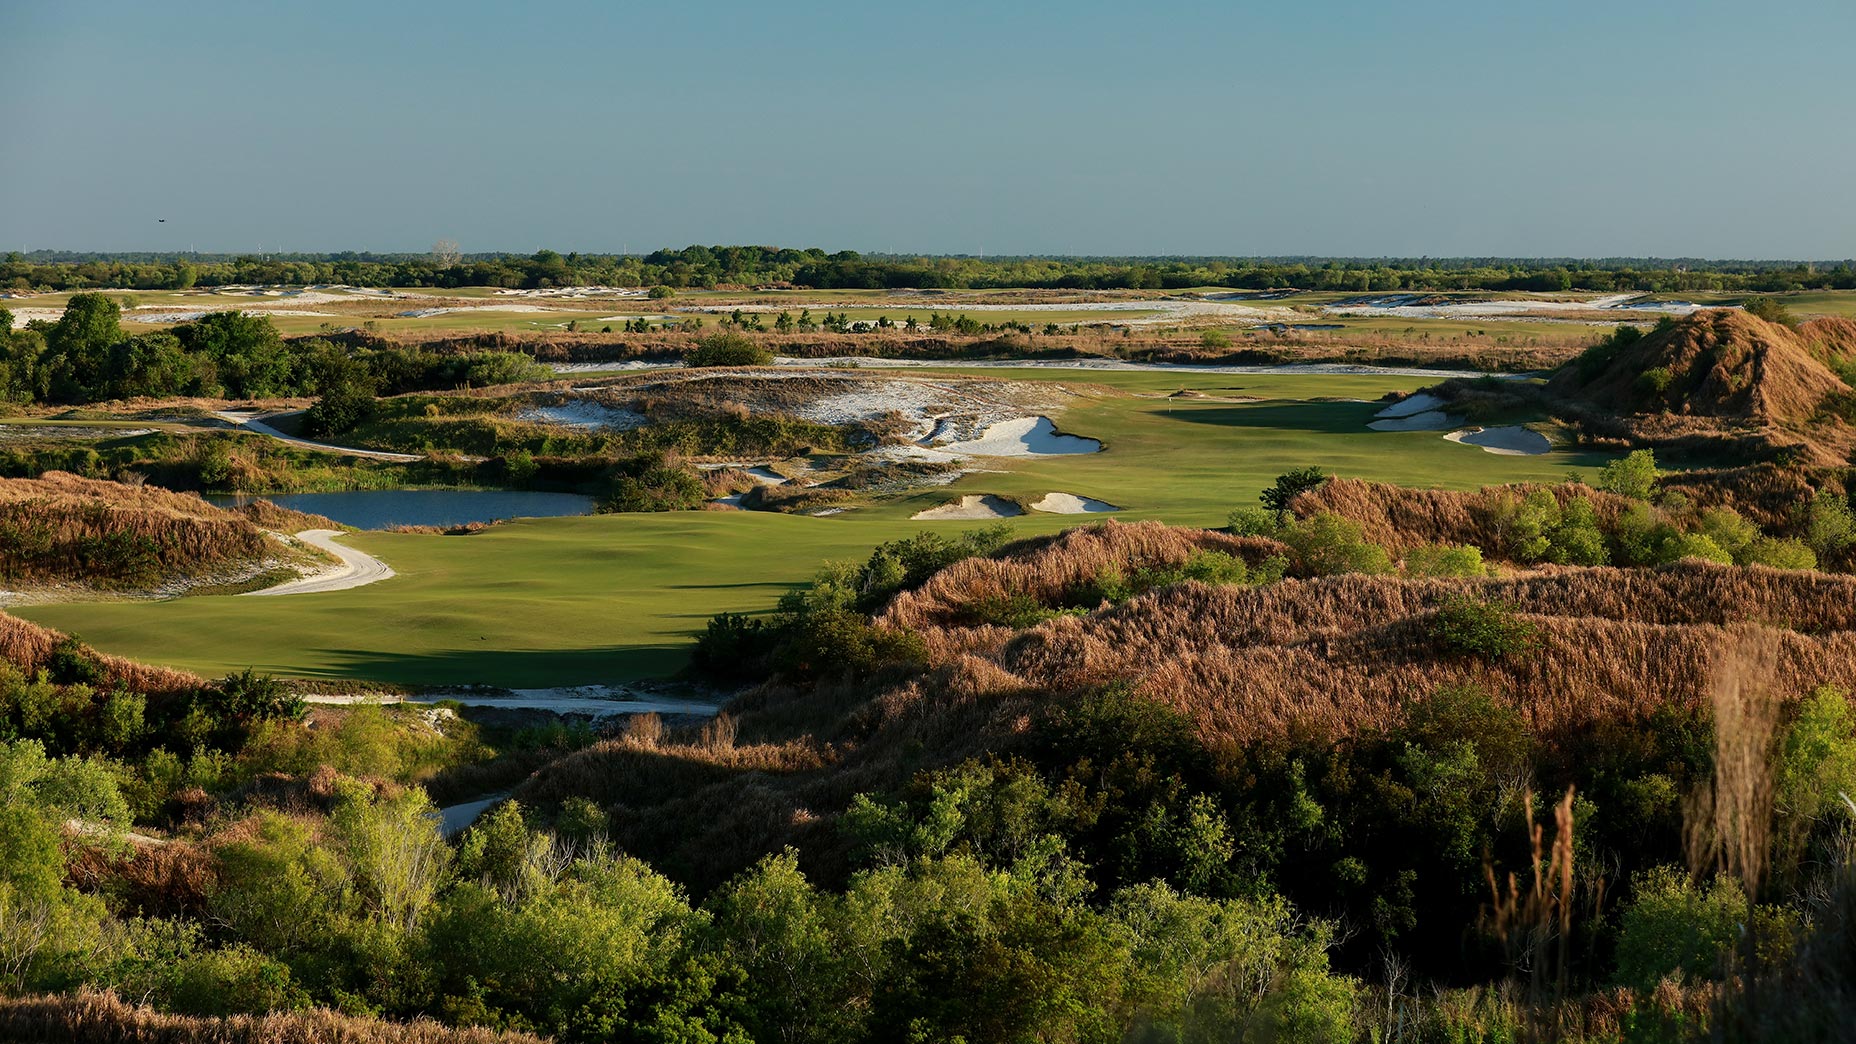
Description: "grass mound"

(1549, 309), (1849, 424)
(0, 607), (203, 693)
(0, 472), (292, 590)
(509, 521), (1856, 889)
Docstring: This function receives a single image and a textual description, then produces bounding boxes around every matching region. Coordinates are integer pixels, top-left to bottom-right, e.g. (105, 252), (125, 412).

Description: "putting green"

(18, 367), (1613, 687)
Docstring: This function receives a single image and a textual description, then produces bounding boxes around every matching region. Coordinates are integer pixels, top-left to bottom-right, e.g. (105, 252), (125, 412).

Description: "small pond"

(211, 489), (597, 530)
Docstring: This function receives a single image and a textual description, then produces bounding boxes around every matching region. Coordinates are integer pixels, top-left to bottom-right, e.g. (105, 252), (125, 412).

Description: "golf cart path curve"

(245, 529), (395, 597)
(211, 409), (426, 462)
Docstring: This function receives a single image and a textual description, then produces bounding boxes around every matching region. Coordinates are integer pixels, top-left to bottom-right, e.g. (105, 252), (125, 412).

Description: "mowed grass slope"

(18, 367), (1614, 687)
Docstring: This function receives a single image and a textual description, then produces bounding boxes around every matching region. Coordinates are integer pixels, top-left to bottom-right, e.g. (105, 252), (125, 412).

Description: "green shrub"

(1613, 866), (1744, 989)
(1598, 449), (1659, 500)
(1261, 466), (1330, 520)
(1226, 506), (1281, 537)
(686, 331), (772, 367)
(1199, 329), (1232, 350)
(1634, 366), (1675, 398)
(1279, 512), (1391, 575)
(1430, 595), (1538, 659)
(1743, 536), (1817, 570)
(1741, 296), (1797, 327)
(1403, 543), (1486, 578)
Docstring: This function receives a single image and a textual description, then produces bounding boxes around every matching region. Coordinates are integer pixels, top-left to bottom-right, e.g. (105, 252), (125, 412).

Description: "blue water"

(210, 490), (597, 530)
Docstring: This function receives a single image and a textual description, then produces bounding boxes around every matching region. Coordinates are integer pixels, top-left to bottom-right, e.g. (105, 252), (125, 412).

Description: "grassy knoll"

(18, 367), (1613, 686)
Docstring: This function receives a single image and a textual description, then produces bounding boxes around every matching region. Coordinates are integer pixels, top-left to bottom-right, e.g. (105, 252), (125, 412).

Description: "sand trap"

(938, 417), (1100, 456)
(745, 466), (786, 485)
(1031, 492), (1119, 514)
(519, 402), (645, 430)
(1374, 393), (1448, 420)
(1445, 426), (1552, 455)
(1369, 410), (1463, 432)
(912, 495), (1024, 520)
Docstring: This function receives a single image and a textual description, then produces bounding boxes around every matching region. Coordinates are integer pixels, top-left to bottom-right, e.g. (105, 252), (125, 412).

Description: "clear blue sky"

(4, 0), (1852, 258)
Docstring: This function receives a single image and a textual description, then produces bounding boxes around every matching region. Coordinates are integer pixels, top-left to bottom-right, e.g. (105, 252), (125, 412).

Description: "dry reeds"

(0, 990), (547, 1043)
(0, 610), (203, 694)
(0, 472), (276, 587)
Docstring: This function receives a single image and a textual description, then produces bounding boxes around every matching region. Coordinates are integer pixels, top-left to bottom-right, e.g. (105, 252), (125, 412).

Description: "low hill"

(0, 605), (201, 693)
(1547, 309), (1849, 424)
(514, 520), (1856, 889)
(0, 472), (326, 594)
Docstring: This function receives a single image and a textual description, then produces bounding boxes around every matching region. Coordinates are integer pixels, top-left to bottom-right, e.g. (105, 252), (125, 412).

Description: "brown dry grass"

(0, 990), (546, 1044)
(515, 520), (1856, 890)
(0, 609), (203, 694)
(229, 498), (338, 532)
(1286, 478), (1640, 555)
(1550, 310), (1848, 425)
(0, 472), (277, 587)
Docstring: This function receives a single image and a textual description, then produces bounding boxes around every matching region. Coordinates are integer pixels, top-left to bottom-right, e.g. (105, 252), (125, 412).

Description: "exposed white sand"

(1031, 492), (1119, 513)
(938, 416), (1100, 456)
(1369, 411), (1463, 432)
(1445, 426), (1552, 455)
(398, 304), (552, 318)
(772, 357), (1507, 380)
(912, 495), (1024, 520)
(1375, 392), (1448, 419)
(745, 466), (786, 484)
(519, 402), (646, 430)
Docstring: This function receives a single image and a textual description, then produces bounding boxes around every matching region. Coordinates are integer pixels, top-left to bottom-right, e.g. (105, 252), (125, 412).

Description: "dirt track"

(244, 530), (395, 596)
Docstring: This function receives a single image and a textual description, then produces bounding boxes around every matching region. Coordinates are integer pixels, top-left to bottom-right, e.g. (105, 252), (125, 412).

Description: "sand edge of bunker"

(912, 494), (1025, 520)
(1445, 425), (1553, 455)
(1030, 492), (1120, 514)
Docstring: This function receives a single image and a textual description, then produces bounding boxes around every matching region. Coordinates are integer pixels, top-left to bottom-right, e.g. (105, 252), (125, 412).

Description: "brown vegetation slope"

(0, 608), (202, 693)
(516, 520), (1856, 888)
(0, 473), (312, 590)
(1547, 310), (1849, 423)
(0, 990), (545, 1044)
(1285, 478), (1639, 554)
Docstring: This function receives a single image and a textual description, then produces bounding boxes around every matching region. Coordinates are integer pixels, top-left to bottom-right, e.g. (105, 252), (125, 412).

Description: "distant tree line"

(0, 294), (545, 406)
(6, 247), (1856, 294)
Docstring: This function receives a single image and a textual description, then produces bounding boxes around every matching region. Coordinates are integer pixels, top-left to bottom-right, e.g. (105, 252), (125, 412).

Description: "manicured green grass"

(17, 366), (1610, 688)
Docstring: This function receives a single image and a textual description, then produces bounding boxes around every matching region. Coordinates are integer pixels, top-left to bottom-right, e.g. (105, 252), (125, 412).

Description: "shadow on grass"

(276, 642), (694, 688)
(1162, 401), (1378, 434)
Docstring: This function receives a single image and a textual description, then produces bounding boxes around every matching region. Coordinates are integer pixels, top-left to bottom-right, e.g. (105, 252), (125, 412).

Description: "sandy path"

(213, 410), (427, 462)
(245, 530), (395, 596)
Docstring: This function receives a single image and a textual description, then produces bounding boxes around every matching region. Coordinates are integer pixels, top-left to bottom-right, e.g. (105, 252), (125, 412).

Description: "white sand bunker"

(1445, 426), (1552, 455)
(938, 417), (1100, 457)
(1031, 492), (1119, 514)
(912, 495), (1025, 520)
(519, 402), (645, 430)
(1374, 392), (1447, 419)
(1369, 410), (1462, 431)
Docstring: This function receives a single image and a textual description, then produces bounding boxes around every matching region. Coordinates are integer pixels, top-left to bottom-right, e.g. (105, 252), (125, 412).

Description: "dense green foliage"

(8, 248), (1856, 293)
(0, 295), (548, 406)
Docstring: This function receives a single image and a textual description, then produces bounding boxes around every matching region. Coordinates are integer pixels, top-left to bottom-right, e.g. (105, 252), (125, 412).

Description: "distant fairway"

(18, 366), (1614, 687)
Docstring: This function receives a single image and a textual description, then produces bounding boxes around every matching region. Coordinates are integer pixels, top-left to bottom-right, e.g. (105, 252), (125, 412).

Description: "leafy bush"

(1571, 324), (1642, 379)
(1261, 466), (1330, 519)
(1430, 595), (1538, 659)
(1403, 543), (1486, 578)
(685, 331), (772, 367)
(1226, 506), (1281, 537)
(1613, 867), (1744, 989)
(1597, 449), (1659, 500)
(1743, 536), (1817, 570)
(1741, 295), (1797, 327)
(1199, 329), (1233, 350)
(1279, 512), (1391, 575)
